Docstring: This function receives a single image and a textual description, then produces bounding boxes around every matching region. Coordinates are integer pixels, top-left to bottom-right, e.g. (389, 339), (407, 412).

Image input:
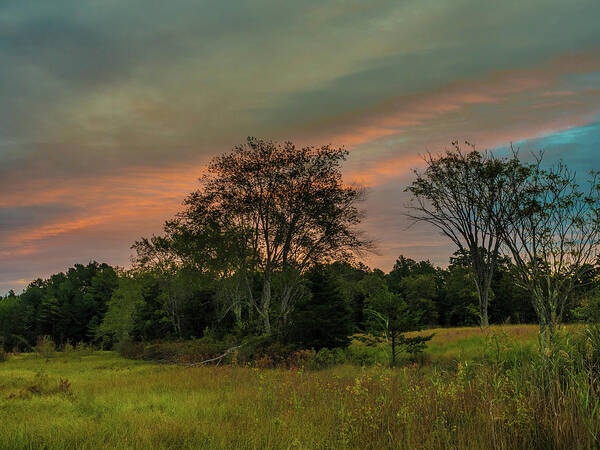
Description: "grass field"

(1, 324), (598, 449)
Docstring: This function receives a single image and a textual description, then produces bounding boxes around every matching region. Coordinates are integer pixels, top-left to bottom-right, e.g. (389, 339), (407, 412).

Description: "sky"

(1, 0), (600, 294)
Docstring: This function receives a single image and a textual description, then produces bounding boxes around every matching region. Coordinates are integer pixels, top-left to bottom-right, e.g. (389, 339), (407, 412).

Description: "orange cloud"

(0, 162), (207, 259)
(2, 51), (600, 282)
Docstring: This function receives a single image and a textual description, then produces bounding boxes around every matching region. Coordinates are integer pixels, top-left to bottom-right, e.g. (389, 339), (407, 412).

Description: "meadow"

(1, 324), (599, 449)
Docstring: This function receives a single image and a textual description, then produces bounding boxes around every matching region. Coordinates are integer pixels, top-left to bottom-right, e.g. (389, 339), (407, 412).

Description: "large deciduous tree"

(501, 157), (600, 341)
(405, 142), (523, 327)
(136, 137), (370, 334)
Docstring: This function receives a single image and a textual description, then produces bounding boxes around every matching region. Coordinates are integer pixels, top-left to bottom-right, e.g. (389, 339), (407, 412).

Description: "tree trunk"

(261, 275), (271, 334)
(533, 290), (552, 348)
(279, 281), (298, 330)
(477, 283), (490, 328)
(472, 249), (497, 329)
(233, 299), (242, 328)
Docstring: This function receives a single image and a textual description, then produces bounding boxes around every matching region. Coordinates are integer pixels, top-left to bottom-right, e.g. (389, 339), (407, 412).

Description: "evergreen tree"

(288, 265), (353, 350)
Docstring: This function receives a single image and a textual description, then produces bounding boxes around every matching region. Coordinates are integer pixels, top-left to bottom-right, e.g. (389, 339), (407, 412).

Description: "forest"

(1, 138), (599, 365)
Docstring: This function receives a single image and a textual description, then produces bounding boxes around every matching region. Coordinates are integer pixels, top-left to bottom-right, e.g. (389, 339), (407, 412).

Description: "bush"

(116, 339), (145, 359)
(75, 342), (94, 355)
(573, 291), (600, 323)
(286, 349), (317, 369)
(239, 339), (296, 368)
(314, 347), (346, 368)
(35, 336), (56, 358)
(344, 335), (388, 366)
(0, 349), (8, 362)
(117, 338), (229, 364)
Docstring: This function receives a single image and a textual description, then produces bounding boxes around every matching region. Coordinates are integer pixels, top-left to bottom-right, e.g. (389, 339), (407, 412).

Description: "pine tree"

(288, 265), (353, 350)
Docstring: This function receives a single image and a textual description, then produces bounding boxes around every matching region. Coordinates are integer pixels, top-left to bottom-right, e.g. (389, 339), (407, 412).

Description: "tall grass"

(0, 324), (598, 449)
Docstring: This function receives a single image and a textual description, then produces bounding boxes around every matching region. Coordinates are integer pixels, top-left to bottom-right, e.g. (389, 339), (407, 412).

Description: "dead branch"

(186, 343), (245, 368)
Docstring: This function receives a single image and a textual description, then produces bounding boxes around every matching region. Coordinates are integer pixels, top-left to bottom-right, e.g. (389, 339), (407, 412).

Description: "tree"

(97, 276), (142, 346)
(141, 137), (371, 334)
(363, 274), (432, 366)
(501, 157), (600, 341)
(0, 292), (26, 351)
(488, 256), (535, 324)
(440, 264), (480, 326)
(386, 255), (437, 294)
(399, 274), (439, 326)
(328, 261), (371, 333)
(405, 142), (523, 327)
(287, 265), (352, 350)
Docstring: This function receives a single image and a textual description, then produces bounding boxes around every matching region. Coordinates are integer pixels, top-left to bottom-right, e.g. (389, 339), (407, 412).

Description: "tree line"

(1, 137), (599, 354)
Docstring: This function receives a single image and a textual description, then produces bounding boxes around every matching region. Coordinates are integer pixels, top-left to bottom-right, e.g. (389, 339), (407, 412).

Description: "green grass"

(0, 324), (598, 449)
(417, 324), (541, 362)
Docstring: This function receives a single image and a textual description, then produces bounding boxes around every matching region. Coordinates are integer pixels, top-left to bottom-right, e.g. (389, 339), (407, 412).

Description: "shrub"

(75, 342), (94, 355)
(573, 291), (600, 323)
(35, 336), (56, 358)
(0, 337), (7, 362)
(344, 335), (388, 366)
(314, 347), (346, 368)
(117, 338), (229, 364)
(116, 339), (145, 359)
(286, 349), (317, 369)
(241, 340), (297, 368)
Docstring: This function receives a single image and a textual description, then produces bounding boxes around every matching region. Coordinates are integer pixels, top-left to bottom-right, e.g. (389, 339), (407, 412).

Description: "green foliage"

(573, 289), (600, 323)
(327, 261), (371, 333)
(386, 255), (437, 293)
(287, 265), (353, 350)
(440, 265), (480, 326)
(97, 276), (142, 346)
(0, 292), (26, 351)
(399, 273), (439, 325)
(313, 347), (346, 368)
(0, 262), (118, 350)
(365, 280), (433, 366)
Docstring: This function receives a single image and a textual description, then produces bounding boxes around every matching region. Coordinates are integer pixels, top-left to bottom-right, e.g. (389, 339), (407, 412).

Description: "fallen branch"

(186, 343), (245, 368)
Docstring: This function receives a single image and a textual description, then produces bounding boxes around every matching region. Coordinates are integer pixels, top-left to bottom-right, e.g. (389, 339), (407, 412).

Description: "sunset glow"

(1, 0), (599, 293)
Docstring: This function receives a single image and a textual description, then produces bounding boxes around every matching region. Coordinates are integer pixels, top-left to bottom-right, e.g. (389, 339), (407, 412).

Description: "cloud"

(1, 0), (600, 292)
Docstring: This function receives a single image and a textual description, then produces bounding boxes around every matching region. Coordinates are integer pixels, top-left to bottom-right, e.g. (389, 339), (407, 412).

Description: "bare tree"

(405, 142), (523, 327)
(501, 156), (600, 341)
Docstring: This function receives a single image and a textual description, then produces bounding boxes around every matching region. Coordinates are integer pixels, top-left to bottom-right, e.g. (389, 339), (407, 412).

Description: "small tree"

(502, 157), (600, 341)
(366, 284), (432, 366)
(405, 142), (523, 327)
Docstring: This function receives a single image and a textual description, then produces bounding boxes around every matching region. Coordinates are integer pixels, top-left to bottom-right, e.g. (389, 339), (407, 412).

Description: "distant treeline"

(1, 137), (599, 354)
(0, 253), (597, 352)
(0, 256), (503, 349)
